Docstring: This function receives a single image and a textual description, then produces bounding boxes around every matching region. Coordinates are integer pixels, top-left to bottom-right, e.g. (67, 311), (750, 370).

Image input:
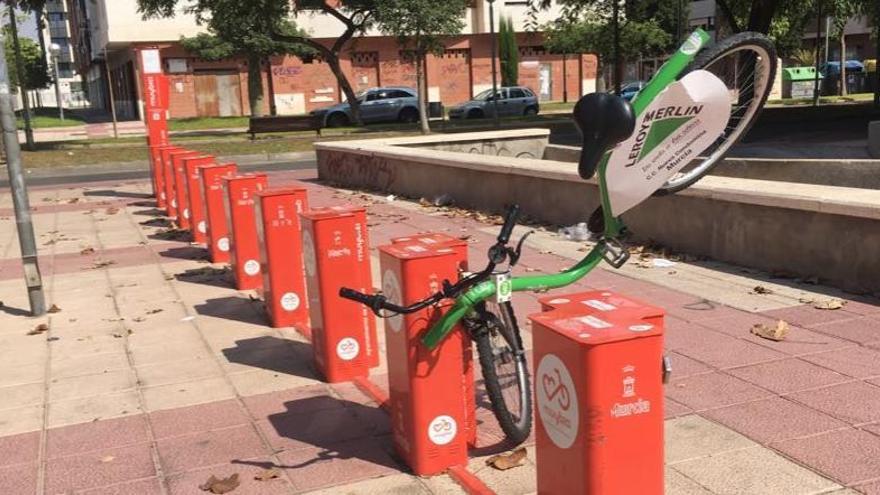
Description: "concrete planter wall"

(316, 129), (880, 294)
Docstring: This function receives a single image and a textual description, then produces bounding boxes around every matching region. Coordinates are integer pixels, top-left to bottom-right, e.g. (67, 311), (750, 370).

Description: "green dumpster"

(782, 67), (822, 99)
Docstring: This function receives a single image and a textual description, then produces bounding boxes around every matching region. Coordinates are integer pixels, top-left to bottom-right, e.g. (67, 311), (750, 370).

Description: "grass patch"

(168, 116), (250, 132)
(17, 108), (86, 129)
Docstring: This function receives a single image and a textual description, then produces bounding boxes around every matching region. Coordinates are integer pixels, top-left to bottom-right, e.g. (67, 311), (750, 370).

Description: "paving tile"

(854, 480), (880, 495)
(141, 377), (235, 413)
(156, 424), (269, 475)
(165, 458), (292, 495)
(47, 390), (142, 429)
(135, 357), (223, 388)
(727, 358), (851, 394)
(44, 443), (156, 494)
(672, 328), (786, 369)
(241, 384), (337, 420)
(665, 398), (693, 419)
(77, 477), (163, 495)
(258, 406), (376, 453)
(150, 399), (249, 440)
(788, 381), (880, 425)
(802, 346), (880, 379)
(665, 415), (757, 464)
(276, 438), (402, 492)
(773, 428), (880, 485)
(49, 352), (130, 379)
(0, 382), (45, 411)
(48, 369), (136, 402)
(762, 305), (860, 328)
(0, 463), (37, 495)
(673, 445), (840, 494)
(0, 431), (40, 467)
(810, 316), (880, 344)
(666, 352), (712, 379)
(0, 362), (45, 388)
(47, 415), (150, 459)
(703, 396), (847, 444)
(665, 467), (713, 495)
(665, 372), (772, 411)
(228, 368), (322, 397)
(303, 472), (429, 495)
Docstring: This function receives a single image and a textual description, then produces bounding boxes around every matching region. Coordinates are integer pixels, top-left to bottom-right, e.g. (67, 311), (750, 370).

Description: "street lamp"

(49, 42), (64, 120)
(487, 0), (500, 128)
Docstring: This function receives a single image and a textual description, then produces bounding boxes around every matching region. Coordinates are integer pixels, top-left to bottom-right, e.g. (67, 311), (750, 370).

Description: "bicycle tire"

(474, 301), (532, 445)
(654, 32), (778, 195)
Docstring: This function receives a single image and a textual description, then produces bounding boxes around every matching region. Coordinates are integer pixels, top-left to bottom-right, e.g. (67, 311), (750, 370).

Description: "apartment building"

(65, 0), (598, 120)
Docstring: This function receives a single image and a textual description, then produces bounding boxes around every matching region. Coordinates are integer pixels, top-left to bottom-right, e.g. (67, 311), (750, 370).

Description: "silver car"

(310, 87), (420, 127)
(448, 86), (540, 119)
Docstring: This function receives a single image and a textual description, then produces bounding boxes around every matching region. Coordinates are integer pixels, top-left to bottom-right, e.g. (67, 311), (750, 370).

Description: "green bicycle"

(341, 29), (777, 444)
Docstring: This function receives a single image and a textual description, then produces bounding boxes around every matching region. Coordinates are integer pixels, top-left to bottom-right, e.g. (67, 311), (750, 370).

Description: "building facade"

(65, 0), (598, 120)
(30, 0), (87, 109)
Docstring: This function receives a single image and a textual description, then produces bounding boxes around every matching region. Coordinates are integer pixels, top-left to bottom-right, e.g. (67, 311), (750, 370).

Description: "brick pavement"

(0, 170), (878, 494)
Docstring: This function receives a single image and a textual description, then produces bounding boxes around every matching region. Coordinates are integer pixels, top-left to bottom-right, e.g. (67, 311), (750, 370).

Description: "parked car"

(447, 86), (540, 119)
(618, 80), (646, 101)
(311, 87), (420, 127)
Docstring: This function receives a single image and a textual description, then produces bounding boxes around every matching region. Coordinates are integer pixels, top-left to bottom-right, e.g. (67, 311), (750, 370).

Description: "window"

(522, 88), (535, 97)
(386, 90), (413, 99)
(365, 92), (380, 101)
(509, 88), (526, 98)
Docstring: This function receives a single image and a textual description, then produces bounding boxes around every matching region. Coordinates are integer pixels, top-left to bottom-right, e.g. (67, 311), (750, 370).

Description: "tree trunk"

(417, 53), (430, 134)
(746, 0), (780, 34)
(265, 57), (277, 116)
(247, 55), (265, 117)
(326, 55), (362, 126)
(839, 34), (847, 96)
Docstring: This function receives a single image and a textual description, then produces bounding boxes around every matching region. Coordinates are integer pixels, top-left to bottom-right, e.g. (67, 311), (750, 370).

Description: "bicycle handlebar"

(497, 204), (520, 245)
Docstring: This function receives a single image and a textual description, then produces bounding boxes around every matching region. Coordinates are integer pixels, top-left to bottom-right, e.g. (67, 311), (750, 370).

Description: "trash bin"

(428, 102), (443, 119)
(866, 60), (877, 93)
(820, 60), (866, 95)
(782, 67), (821, 99)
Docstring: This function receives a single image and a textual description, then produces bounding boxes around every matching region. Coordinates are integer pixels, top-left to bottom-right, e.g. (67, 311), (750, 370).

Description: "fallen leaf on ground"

(91, 260), (116, 269)
(105, 207), (120, 215)
(750, 320), (789, 341)
(750, 285), (774, 295)
(111, 333), (123, 338)
(27, 323), (49, 335)
(254, 468), (281, 481)
(47, 304), (61, 313)
(132, 317), (146, 323)
(486, 447), (527, 470)
(80, 247), (95, 255)
(199, 474), (240, 494)
(146, 309), (163, 315)
(813, 299), (846, 310)
(67, 198), (80, 204)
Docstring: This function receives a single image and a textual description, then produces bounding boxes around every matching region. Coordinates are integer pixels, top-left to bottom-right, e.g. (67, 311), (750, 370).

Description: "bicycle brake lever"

(509, 230), (535, 267)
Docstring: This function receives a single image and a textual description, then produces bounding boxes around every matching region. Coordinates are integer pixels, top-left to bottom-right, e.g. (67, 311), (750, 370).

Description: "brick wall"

(127, 34), (598, 119)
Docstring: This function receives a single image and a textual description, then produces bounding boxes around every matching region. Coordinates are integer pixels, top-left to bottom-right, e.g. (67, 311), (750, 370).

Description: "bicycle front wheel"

(474, 301), (532, 445)
(655, 32), (778, 195)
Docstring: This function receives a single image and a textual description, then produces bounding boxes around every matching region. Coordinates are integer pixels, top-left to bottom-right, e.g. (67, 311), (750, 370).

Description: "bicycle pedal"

(602, 237), (630, 268)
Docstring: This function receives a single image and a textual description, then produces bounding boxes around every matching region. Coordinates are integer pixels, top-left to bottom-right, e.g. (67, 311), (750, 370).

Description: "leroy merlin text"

(624, 105), (704, 168)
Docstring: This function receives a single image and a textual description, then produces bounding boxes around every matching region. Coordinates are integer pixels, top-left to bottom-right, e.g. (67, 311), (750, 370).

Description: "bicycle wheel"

(474, 300), (532, 445)
(654, 32), (778, 195)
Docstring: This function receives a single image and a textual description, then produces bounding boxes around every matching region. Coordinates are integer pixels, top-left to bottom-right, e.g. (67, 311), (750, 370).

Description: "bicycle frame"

(421, 29), (712, 350)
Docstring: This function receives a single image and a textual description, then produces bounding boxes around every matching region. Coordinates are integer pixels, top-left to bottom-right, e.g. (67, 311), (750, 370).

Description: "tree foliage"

(538, 1), (670, 91)
(138, 0), (377, 122)
(374, 0), (468, 134)
(2, 23), (50, 90)
(499, 16), (519, 87)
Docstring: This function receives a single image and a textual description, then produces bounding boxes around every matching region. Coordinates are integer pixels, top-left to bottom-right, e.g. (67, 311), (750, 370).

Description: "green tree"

(2, 24), (50, 91)
(499, 16), (519, 87)
(137, 0), (377, 124)
(540, 1), (670, 92)
(374, 0), (468, 134)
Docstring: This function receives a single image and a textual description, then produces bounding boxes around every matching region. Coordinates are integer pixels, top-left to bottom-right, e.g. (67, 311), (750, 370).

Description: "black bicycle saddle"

(572, 93), (636, 180)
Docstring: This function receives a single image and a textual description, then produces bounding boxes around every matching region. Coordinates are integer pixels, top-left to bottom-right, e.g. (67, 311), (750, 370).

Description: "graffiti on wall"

(321, 152), (398, 191)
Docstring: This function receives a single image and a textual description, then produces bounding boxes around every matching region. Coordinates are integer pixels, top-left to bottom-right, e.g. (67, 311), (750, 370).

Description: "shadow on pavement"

(0, 303), (32, 317)
(195, 296), (263, 323)
(154, 246), (207, 262)
(232, 395), (401, 474)
(175, 266), (234, 288)
(132, 208), (166, 217)
(83, 189), (153, 199)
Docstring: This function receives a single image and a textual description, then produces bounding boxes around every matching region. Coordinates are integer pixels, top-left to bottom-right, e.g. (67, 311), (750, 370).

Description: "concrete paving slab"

(672, 446), (841, 494)
(665, 415), (757, 464)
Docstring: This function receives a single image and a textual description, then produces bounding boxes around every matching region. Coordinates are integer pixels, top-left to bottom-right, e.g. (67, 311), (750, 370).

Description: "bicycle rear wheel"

(655, 32), (778, 195)
(474, 301), (532, 445)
